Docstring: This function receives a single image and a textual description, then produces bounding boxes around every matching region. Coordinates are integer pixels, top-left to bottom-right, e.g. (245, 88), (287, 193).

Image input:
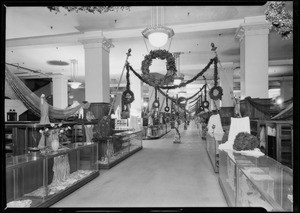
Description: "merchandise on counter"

(7, 199), (32, 208)
(24, 170), (93, 197)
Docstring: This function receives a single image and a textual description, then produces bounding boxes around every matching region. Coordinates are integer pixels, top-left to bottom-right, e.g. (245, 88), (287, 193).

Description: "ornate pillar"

(236, 16), (270, 99)
(79, 31), (114, 103)
(52, 75), (69, 109)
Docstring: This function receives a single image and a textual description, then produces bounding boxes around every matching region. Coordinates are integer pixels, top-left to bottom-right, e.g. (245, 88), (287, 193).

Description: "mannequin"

(40, 94), (50, 124)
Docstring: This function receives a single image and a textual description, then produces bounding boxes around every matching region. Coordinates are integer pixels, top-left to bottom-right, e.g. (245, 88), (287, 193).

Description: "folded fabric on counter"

(207, 114), (224, 140)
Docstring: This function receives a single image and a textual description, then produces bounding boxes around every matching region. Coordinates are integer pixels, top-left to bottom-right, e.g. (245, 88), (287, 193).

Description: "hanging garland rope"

(244, 96), (279, 116)
(209, 57), (223, 100)
(152, 87), (160, 109)
(126, 57), (217, 90)
(164, 90), (170, 112)
(201, 84), (210, 109)
(122, 66), (135, 105)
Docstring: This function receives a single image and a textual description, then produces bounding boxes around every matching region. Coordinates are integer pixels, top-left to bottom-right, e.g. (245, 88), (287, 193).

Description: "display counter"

(219, 149), (293, 211)
(206, 133), (221, 173)
(98, 130), (143, 169)
(143, 123), (171, 139)
(4, 121), (97, 156)
(6, 142), (99, 208)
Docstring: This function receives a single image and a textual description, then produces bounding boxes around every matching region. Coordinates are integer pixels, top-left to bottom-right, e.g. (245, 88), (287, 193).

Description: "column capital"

(78, 31), (114, 53)
(235, 22), (271, 42)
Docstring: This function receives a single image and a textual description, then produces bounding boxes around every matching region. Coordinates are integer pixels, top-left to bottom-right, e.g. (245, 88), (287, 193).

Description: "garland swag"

(127, 57), (217, 90)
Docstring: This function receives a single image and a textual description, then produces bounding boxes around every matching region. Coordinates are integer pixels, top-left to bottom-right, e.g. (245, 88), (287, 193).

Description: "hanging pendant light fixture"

(142, 6), (174, 49)
(68, 59), (82, 89)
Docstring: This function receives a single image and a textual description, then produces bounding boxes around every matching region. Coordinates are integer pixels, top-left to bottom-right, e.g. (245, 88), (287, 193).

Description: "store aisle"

(52, 122), (227, 208)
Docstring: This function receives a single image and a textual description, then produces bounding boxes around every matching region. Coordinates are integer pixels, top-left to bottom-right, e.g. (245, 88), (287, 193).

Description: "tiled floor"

(51, 121), (227, 208)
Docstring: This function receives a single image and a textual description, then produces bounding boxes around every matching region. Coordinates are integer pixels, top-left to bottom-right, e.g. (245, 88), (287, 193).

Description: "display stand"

(6, 142), (99, 208)
(143, 123), (171, 140)
(219, 149), (293, 211)
(97, 130), (143, 169)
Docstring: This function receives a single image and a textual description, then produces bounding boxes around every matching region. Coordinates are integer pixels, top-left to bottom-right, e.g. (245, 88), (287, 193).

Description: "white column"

(79, 31), (114, 103)
(52, 75), (69, 109)
(220, 68), (234, 107)
(280, 79), (293, 101)
(236, 16), (270, 99)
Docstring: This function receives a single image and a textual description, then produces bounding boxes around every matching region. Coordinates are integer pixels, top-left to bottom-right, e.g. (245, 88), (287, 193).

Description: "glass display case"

(4, 121), (85, 156)
(98, 130), (143, 169)
(6, 142), (99, 208)
(219, 149), (293, 211)
(206, 133), (222, 173)
(143, 123), (170, 139)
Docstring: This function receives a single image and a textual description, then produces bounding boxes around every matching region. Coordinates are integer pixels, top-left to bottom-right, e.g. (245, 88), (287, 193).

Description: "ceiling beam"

(6, 19), (245, 48)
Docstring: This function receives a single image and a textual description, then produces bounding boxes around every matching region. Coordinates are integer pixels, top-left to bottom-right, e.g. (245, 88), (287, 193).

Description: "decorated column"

(220, 68), (234, 107)
(79, 31), (114, 137)
(52, 75), (69, 109)
(79, 31), (114, 103)
(236, 16), (270, 99)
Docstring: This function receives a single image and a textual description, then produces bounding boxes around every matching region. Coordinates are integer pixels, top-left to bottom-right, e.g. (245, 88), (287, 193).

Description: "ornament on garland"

(141, 49), (177, 87)
(122, 67), (135, 105)
(164, 93), (170, 112)
(201, 84), (210, 109)
(209, 52), (223, 100)
(152, 88), (160, 109)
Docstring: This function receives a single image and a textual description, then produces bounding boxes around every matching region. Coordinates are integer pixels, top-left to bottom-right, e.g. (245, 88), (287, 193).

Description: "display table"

(219, 149), (293, 211)
(97, 130), (143, 169)
(6, 142), (99, 208)
(143, 123), (171, 139)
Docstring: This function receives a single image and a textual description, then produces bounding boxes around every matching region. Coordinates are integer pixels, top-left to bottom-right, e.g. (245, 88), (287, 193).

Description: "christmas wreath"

(141, 49), (177, 87)
(122, 89), (135, 105)
(209, 86), (223, 100)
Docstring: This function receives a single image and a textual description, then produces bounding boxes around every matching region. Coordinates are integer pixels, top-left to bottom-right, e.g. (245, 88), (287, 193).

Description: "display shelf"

(6, 142), (99, 208)
(219, 149), (293, 211)
(97, 130), (143, 169)
(143, 123), (171, 139)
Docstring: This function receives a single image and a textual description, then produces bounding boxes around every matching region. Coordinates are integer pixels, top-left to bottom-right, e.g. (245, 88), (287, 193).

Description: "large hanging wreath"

(141, 49), (177, 87)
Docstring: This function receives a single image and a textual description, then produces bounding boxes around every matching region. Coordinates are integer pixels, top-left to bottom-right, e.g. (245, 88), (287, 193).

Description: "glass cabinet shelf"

(6, 142), (99, 208)
(219, 149), (293, 211)
(98, 130), (143, 169)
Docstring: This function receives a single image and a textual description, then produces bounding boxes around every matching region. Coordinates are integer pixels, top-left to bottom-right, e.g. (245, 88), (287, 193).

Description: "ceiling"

(5, 4), (294, 97)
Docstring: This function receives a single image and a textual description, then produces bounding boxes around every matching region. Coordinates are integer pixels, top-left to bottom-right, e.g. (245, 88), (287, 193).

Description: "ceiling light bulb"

(148, 32), (168, 47)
